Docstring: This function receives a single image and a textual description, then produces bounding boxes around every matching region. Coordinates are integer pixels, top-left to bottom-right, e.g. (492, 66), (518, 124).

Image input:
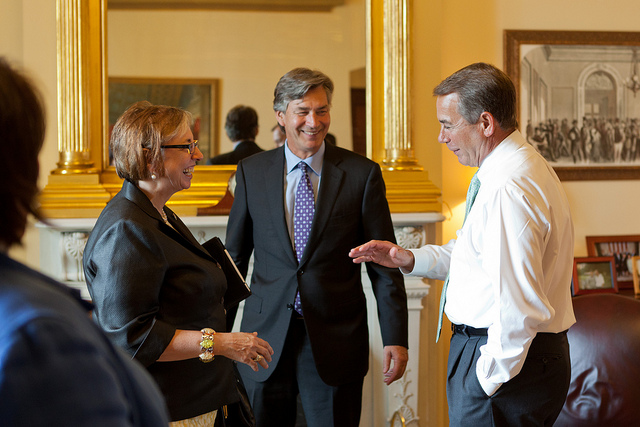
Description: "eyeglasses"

(160, 140), (199, 154)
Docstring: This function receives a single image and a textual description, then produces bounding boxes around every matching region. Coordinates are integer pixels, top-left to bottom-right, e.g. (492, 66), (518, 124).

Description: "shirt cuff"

(405, 248), (441, 278)
(476, 359), (503, 397)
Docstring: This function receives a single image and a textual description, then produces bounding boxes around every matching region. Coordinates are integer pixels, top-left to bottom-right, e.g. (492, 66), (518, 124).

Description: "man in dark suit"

(225, 68), (409, 427)
(207, 104), (263, 164)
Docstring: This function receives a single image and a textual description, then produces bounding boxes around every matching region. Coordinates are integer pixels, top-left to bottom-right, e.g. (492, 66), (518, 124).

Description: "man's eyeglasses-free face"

(160, 140), (199, 154)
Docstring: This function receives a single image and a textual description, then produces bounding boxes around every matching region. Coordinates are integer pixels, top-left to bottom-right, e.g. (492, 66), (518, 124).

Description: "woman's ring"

(253, 354), (263, 362)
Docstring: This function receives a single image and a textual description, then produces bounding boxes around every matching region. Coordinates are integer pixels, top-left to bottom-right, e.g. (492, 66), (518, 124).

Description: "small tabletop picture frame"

(585, 234), (640, 289)
(572, 256), (618, 296)
(630, 255), (640, 296)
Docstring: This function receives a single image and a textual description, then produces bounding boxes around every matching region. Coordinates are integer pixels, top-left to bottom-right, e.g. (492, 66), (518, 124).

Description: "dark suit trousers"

(447, 327), (570, 427)
(241, 314), (364, 427)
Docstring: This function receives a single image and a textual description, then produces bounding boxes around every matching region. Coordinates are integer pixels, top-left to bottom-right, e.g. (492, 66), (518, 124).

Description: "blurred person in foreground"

(83, 100), (273, 425)
(0, 58), (169, 426)
(350, 63), (575, 426)
(226, 67), (408, 427)
(207, 104), (263, 165)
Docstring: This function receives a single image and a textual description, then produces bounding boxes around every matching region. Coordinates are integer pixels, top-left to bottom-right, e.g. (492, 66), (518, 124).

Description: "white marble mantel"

(37, 212), (444, 427)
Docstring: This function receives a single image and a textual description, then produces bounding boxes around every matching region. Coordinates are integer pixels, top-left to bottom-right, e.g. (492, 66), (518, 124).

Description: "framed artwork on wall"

(504, 30), (640, 180)
(585, 234), (640, 289)
(572, 256), (618, 296)
(108, 77), (220, 163)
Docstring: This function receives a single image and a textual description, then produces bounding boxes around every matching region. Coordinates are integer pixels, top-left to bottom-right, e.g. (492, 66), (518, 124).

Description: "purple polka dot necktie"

(293, 162), (315, 316)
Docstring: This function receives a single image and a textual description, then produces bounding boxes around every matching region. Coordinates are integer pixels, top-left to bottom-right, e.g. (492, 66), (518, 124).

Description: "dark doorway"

(351, 87), (366, 157)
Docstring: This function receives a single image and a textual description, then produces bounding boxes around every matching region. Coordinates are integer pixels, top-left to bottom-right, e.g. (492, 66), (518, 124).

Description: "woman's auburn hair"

(111, 100), (193, 181)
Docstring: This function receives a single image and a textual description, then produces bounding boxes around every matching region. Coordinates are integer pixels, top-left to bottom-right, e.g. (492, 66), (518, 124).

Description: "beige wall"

(3, 0), (58, 269)
(411, 1), (640, 425)
(412, 0), (640, 252)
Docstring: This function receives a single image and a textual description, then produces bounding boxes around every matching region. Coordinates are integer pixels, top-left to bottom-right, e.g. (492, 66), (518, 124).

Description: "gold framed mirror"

(41, 0), (440, 218)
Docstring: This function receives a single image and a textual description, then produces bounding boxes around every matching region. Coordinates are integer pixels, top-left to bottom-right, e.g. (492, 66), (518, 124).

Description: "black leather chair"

(555, 293), (640, 426)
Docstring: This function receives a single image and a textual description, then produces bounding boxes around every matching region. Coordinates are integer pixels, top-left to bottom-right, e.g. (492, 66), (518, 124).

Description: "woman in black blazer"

(83, 101), (273, 425)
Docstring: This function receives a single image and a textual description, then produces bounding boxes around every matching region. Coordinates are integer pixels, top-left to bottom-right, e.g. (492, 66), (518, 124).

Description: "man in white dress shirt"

(350, 62), (575, 426)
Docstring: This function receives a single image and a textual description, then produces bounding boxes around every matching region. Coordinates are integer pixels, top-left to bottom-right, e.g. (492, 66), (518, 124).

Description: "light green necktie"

(436, 172), (481, 342)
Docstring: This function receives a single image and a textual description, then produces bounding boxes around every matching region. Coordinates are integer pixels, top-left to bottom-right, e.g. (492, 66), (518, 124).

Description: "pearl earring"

(151, 173), (157, 180)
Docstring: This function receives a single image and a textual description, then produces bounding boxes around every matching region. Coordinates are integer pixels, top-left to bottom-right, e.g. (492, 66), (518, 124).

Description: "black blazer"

(226, 144), (408, 386)
(206, 140), (264, 165)
(83, 180), (237, 421)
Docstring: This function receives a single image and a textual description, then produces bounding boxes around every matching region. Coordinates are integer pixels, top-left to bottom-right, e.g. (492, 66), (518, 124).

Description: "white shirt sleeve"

(403, 239), (457, 280)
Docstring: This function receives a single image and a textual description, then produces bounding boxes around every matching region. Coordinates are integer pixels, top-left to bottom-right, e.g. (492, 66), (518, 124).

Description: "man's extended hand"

(383, 345), (408, 385)
(349, 240), (415, 272)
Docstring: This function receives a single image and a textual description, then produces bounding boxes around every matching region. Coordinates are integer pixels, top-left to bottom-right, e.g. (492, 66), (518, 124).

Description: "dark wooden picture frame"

(585, 234), (640, 289)
(504, 30), (640, 180)
(108, 77), (220, 163)
(572, 256), (618, 296)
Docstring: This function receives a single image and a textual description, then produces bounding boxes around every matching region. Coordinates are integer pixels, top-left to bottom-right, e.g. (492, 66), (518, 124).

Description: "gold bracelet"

(199, 328), (216, 363)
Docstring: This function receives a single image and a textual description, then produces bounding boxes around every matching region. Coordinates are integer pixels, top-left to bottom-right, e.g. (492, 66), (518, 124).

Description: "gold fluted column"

(40, 0), (111, 218)
(368, 0), (441, 212)
(54, 0), (100, 174)
(382, 0), (419, 170)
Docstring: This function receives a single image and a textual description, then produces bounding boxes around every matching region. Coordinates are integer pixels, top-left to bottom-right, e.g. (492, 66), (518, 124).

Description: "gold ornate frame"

(41, 0), (440, 218)
(631, 255), (640, 296)
(504, 30), (640, 181)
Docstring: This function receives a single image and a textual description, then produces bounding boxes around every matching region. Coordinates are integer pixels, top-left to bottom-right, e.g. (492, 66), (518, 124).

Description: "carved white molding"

(390, 369), (419, 426)
(395, 226), (425, 249)
(61, 232), (89, 282)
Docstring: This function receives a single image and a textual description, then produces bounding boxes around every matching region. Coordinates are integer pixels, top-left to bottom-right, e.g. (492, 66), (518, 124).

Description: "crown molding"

(107, 0), (345, 11)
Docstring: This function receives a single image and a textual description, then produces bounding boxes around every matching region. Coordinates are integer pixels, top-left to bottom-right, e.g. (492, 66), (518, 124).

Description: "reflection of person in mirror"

(226, 67), (408, 427)
(350, 63), (575, 427)
(0, 58), (169, 426)
(207, 104), (263, 164)
(83, 101), (273, 424)
(272, 123), (286, 147)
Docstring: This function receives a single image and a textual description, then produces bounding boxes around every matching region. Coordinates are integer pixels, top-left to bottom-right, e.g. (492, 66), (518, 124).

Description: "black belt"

(451, 324), (568, 338)
(452, 324), (488, 336)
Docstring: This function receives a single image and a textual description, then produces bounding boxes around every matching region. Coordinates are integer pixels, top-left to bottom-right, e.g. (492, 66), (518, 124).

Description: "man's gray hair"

(433, 62), (518, 131)
(273, 68), (334, 113)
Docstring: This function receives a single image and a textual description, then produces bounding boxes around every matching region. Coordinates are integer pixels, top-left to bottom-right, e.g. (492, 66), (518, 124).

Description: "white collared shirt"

(408, 130), (576, 396)
(283, 141), (324, 248)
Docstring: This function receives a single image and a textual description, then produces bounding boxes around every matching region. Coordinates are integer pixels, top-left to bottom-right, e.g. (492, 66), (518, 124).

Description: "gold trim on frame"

(108, 0), (345, 12)
(40, 0), (441, 218)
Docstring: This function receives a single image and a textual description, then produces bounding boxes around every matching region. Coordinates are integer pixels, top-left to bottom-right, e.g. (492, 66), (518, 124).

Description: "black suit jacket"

(207, 140), (264, 165)
(83, 180), (238, 421)
(226, 144), (408, 386)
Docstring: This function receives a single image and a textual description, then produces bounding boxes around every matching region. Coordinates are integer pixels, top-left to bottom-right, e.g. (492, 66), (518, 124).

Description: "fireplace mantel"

(38, 211), (444, 426)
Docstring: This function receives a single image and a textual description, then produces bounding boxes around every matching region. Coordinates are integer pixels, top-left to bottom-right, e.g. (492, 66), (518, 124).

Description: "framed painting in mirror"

(108, 77), (220, 164)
